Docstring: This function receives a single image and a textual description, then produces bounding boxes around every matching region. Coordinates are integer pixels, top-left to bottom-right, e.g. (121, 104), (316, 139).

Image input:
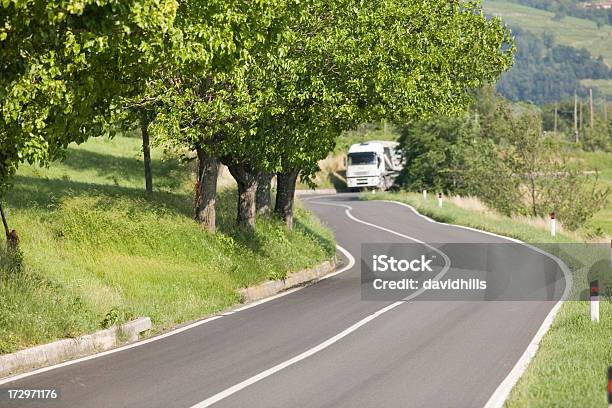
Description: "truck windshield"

(348, 152), (377, 166)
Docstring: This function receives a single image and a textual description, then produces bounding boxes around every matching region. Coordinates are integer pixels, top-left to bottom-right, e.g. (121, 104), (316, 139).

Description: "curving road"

(0, 193), (567, 408)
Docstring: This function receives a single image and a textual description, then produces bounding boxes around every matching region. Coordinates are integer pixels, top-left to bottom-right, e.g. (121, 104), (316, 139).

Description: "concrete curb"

(239, 260), (336, 303)
(0, 317), (151, 379)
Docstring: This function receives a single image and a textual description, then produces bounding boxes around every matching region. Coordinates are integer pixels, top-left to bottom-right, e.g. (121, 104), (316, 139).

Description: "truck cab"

(345, 141), (402, 190)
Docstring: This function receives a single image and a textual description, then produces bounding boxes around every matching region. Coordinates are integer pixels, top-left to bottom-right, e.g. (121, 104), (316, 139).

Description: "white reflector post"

(591, 280), (599, 323)
(423, 189), (427, 200)
(550, 212), (556, 237)
(437, 193), (442, 208)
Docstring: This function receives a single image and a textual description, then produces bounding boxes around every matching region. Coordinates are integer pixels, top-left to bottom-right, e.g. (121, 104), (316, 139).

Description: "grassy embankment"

(572, 150), (612, 236)
(363, 191), (611, 408)
(483, 0), (612, 97)
(0, 135), (335, 354)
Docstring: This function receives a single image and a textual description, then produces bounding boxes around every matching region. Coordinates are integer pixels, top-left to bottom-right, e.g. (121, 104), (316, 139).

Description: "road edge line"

(376, 198), (573, 408)
(189, 200), (452, 408)
(0, 250), (353, 386)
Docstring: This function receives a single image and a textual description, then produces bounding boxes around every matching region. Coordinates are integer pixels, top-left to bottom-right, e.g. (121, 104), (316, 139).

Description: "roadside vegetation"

(0, 136), (334, 354)
(362, 191), (611, 407)
(0, 0), (515, 354)
(392, 86), (610, 236)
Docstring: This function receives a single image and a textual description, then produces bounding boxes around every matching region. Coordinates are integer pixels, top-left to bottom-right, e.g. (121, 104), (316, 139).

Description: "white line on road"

(190, 199), (452, 408)
(0, 246), (354, 386)
(375, 198), (573, 408)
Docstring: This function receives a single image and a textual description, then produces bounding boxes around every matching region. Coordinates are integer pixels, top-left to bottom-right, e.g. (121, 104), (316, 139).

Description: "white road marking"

(0, 245), (354, 386)
(232, 244), (355, 313)
(190, 199), (452, 408)
(374, 198), (573, 408)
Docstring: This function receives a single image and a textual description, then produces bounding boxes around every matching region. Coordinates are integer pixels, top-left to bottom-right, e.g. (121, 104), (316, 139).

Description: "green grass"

(363, 191), (611, 407)
(483, 0), (612, 64)
(581, 79), (612, 97)
(570, 150), (612, 236)
(0, 136), (335, 354)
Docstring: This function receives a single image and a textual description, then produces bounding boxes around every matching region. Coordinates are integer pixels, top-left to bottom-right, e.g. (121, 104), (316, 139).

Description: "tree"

(151, 0), (292, 231)
(265, 0), (515, 227)
(151, 0), (515, 231)
(395, 116), (479, 192)
(140, 112), (154, 194)
(0, 0), (180, 242)
(256, 173), (274, 216)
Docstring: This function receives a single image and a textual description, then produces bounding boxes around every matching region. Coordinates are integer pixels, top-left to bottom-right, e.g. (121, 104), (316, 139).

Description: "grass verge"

(0, 136), (335, 354)
(363, 191), (611, 408)
(571, 150), (612, 237)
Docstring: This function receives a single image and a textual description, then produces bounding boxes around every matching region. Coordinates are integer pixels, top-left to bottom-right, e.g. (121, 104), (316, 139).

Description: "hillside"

(0, 136), (335, 354)
(484, 0), (612, 63)
(484, 0), (612, 99)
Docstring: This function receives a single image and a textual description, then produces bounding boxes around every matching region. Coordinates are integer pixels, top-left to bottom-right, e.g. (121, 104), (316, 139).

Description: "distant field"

(483, 0), (612, 64)
(581, 79), (612, 97)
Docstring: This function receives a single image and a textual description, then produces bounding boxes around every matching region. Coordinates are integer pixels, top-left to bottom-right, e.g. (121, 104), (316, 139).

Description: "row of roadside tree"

(1, 0), (514, 237)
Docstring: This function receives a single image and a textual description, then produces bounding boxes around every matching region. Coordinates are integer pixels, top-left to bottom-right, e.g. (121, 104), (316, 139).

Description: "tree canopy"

(2, 0), (515, 231)
(0, 0), (181, 192)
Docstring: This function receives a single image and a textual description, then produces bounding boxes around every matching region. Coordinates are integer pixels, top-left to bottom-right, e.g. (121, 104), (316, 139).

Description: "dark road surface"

(0, 194), (567, 408)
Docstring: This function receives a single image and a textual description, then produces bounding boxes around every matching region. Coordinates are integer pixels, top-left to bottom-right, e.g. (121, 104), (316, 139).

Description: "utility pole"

(589, 88), (594, 129)
(554, 104), (558, 134)
(574, 91), (579, 143)
(579, 100), (583, 135)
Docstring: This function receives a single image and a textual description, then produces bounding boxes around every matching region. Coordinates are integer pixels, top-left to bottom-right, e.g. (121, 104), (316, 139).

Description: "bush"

(395, 97), (609, 230)
(540, 168), (610, 230)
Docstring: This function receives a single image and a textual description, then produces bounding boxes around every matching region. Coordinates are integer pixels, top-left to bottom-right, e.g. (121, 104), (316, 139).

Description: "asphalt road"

(1, 193), (566, 408)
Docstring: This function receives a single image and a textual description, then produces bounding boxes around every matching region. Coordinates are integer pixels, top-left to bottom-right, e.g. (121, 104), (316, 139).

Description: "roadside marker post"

(422, 189), (427, 200)
(590, 280), (599, 323)
(608, 366), (612, 408)
(437, 193), (442, 208)
(550, 212), (556, 237)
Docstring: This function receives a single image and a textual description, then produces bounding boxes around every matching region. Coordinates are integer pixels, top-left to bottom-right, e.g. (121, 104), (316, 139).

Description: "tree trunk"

(256, 173), (273, 216)
(274, 169), (299, 229)
(141, 114), (153, 194)
(226, 163), (258, 230)
(0, 202), (18, 251)
(195, 146), (220, 232)
(0, 202), (9, 239)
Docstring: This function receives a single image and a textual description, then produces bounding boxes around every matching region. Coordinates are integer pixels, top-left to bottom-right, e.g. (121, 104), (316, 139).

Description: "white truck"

(345, 140), (403, 191)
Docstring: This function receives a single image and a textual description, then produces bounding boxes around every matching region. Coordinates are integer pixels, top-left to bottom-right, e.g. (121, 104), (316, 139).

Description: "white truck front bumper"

(347, 176), (382, 188)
